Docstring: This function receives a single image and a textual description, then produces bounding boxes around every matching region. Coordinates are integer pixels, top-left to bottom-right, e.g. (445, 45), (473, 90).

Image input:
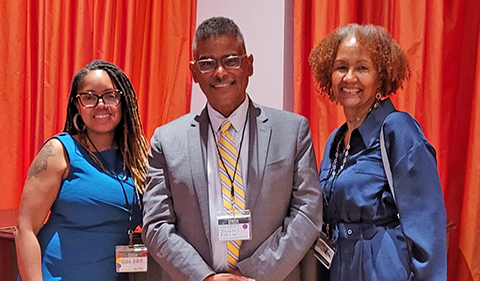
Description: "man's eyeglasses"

(193, 54), (247, 74)
(76, 89), (122, 108)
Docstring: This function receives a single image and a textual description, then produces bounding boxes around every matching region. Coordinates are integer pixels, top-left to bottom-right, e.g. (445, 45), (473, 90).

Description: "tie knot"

(220, 119), (232, 133)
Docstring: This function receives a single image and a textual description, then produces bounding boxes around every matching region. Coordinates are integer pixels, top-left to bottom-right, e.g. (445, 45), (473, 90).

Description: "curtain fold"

(293, 0), (480, 280)
(0, 0), (196, 210)
(457, 17), (480, 281)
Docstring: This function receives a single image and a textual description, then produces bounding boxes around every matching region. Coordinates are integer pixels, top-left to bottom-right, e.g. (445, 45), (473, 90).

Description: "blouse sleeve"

(382, 112), (447, 281)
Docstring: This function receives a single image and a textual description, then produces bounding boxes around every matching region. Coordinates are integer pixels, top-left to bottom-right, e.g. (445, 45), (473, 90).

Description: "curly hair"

(63, 60), (148, 193)
(309, 24), (411, 100)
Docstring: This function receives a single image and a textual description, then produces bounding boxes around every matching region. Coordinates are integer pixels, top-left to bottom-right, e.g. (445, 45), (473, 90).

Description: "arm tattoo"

(27, 143), (56, 179)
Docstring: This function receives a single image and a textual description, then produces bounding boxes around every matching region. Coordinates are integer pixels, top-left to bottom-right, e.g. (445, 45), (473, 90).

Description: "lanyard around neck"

(206, 106), (249, 198)
(85, 132), (135, 228)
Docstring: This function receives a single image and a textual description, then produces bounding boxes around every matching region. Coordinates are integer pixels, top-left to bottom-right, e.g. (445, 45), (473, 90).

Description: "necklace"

(331, 132), (350, 176)
(351, 98), (381, 123)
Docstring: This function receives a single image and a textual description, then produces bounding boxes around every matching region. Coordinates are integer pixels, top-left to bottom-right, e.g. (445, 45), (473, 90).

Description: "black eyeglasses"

(76, 89), (122, 108)
(193, 54), (247, 73)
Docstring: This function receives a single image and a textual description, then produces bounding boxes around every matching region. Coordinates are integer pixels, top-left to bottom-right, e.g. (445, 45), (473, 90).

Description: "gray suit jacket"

(142, 101), (322, 281)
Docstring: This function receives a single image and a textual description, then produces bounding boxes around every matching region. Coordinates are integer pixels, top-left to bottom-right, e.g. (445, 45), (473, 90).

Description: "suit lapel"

(188, 103), (272, 249)
(246, 102), (271, 211)
(187, 109), (211, 244)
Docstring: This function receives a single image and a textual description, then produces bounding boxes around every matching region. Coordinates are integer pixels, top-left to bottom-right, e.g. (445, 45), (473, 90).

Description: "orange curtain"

(0, 0), (197, 210)
(293, 0), (480, 280)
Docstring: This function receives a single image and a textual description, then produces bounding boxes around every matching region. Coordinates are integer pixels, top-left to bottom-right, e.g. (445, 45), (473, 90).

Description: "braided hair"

(64, 60), (148, 193)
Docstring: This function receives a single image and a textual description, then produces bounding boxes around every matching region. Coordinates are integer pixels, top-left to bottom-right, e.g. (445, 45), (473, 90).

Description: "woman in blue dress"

(309, 25), (447, 280)
(15, 60), (148, 280)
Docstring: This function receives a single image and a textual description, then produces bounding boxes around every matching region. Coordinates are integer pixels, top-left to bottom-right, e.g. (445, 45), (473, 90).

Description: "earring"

(373, 92), (382, 109)
(73, 113), (85, 132)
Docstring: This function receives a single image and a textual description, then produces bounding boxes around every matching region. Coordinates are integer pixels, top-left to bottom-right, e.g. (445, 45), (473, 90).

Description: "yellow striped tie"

(218, 119), (245, 271)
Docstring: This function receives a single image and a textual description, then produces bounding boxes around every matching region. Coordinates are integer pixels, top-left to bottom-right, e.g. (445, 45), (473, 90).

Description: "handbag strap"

(380, 124), (396, 203)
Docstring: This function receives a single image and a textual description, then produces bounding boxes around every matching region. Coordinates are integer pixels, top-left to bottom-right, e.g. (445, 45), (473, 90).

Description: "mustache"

(210, 77), (236, 87)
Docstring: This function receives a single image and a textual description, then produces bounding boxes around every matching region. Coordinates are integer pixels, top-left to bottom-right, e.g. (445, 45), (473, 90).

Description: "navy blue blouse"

(319, 98), (447, 281)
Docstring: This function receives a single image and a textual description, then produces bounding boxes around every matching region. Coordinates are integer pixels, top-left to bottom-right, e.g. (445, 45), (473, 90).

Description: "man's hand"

(203, 273), (255, 281)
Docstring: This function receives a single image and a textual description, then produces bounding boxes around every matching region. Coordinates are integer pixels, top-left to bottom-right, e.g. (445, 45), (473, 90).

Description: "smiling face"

(75, 69), (122, 138)
(190, 35), (253, 117)
(332, 34), (379, 112)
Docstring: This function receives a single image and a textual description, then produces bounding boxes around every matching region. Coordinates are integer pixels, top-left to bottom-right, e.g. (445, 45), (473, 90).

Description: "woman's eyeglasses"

(76, 89), (122, 108)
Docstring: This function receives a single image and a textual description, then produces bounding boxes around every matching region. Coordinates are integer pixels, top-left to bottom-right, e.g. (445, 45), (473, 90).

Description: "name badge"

(115, 244), (148, 272)
(314, 231), (336, 269)
(217, 210), (252, 241)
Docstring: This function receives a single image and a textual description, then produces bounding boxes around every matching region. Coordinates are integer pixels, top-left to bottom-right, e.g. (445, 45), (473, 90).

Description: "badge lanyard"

(323, 129), (348, 238)
(85, 133), (148, 273)
(85, 133), (135, 233)
(206, 106), (249, 210)
(315, 132), (345, 269)
(206, 105), (253, 242)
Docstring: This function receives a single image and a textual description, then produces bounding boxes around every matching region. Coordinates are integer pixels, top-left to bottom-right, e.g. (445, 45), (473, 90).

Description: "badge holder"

(314, 230), (336, 269)
(217, 209), (252, 241)
(115, 230), (148, 273)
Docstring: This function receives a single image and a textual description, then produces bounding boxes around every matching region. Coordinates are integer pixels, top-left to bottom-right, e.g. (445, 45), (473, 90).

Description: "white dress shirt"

(206, 97), (250, 272)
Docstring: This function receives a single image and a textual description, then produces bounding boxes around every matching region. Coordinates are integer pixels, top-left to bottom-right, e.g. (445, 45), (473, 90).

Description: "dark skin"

(15, 70), (121, 281)
(190, 35), (254, 118)
(15, 138), (68, 281)
(190, 35), (255, 281)
(27, 143), (55, 179)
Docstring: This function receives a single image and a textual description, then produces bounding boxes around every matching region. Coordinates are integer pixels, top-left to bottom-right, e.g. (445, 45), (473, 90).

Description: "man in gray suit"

(142, 16), (322, 281)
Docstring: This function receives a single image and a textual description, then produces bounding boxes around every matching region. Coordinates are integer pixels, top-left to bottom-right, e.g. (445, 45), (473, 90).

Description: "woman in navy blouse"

(309, 24), (447, 281)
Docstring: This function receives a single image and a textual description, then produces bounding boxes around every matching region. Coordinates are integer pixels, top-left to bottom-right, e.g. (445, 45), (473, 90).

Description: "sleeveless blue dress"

(33, 133), (142, 280)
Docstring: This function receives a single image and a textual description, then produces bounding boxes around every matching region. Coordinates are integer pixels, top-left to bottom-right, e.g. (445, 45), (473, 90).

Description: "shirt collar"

(328, 98), (397, 159)
(357, 97), (396, 148)
(207, 95), (249, 133)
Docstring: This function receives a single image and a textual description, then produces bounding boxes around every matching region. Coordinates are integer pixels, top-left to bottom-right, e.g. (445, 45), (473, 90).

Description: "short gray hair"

(192, 17), (245, 51)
